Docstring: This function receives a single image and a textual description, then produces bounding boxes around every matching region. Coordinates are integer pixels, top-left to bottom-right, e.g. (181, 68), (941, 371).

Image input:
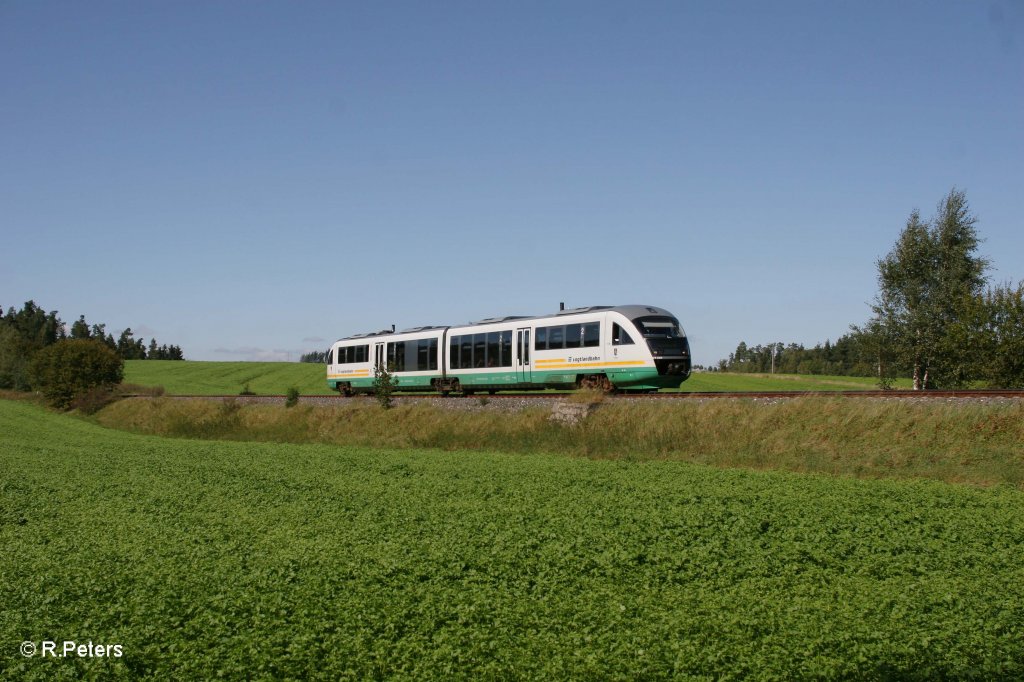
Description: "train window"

(450, 336), (460, 369)
(327, 349), (334, 365)
(633, 316), (684, 339)
(473, 333), (487, 368)
(535, 326), (547, 351)
(565, 323), (582, 349)
(461, 336), (472, 368)
(413, 338), (437, 371)
(500, 330), (512, 366)
(358, 345), (368, 363)
(612, 323), (634, 346)
(487, 332), (499, 368)
(548, 326), (565, 349)
(583, 322), (600, 347)
(416, 340), (427, 371)
(387, 342), (406, 372)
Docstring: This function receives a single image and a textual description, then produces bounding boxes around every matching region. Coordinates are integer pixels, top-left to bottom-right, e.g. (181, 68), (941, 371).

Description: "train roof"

(335, 305), (677, 342)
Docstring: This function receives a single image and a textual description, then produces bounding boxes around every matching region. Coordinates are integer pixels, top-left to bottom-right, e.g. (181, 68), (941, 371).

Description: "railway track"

(149, 389), (1024, 401)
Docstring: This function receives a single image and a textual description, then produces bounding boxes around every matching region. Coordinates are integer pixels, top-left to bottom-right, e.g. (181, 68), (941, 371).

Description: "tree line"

(720, 189), (1024, 389)
(0, 300), (184, 391)
(719, 334), (876, 377)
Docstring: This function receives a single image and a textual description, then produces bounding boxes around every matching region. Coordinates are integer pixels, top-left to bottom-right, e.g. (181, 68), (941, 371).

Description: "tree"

(951, 283), (1024, 388)
(116, 328), (147, 360)
(29, 339), (124, 409)
(90, 323), (117, 350)
(70, 315), (92, 339)
(868, 189), (988, 389)
(2, 301), (64, 348)
(0, 301), (66, 390)
(0, 325), (34, 390)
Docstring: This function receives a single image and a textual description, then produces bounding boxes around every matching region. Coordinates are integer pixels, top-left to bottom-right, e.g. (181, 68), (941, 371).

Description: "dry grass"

(94, 397), (1024, 489)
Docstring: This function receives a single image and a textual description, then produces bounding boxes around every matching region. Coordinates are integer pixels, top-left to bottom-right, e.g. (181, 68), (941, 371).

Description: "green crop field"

(2, 399), (1022, 679)
(123, 360), (908, 396)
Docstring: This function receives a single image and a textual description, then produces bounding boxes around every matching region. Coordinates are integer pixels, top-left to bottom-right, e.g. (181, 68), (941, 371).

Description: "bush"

(69, 385), (118, 415)
(29, 339), (124, 409)
(119, 383), (166, 397)
(285, 387), (300, 408)
(373, 363), (398, 409)
(239, 383), (255, 396)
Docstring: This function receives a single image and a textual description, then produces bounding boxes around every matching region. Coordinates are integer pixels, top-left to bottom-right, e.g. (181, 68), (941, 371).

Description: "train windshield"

(632, 316), (685, 339)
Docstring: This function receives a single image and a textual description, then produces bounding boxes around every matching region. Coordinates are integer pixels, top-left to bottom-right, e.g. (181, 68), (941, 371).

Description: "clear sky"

(2, 1), (1022, 366)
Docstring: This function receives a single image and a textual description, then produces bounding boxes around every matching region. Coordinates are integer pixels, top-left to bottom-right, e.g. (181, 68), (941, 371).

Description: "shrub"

(373, 363), (398, 409)
(239, 383), (255, 396)
(119, 383), (166, 397)
(285, 387), (300, 408)
(69, 385), (118, 415)
(29, 339), (123, 409)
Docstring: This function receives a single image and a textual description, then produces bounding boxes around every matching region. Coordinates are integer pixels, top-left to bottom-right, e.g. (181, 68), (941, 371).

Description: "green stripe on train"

(328, 366), (682, 391)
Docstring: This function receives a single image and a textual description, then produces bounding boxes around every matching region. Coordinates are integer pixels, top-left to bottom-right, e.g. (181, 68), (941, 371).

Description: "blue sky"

(2, 1), (1022, 366)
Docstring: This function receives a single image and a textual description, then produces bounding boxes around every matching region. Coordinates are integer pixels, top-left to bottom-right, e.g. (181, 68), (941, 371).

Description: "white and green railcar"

(327, 305), (691, 395)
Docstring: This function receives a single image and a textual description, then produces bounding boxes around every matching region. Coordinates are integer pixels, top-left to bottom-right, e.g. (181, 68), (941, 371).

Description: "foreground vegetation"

(97, 396), (1023, 489)
(2, 399), (1022, 679)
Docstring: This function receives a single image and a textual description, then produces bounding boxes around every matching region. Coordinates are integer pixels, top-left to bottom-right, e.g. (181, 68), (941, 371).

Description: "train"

(327, 304), (691, 395)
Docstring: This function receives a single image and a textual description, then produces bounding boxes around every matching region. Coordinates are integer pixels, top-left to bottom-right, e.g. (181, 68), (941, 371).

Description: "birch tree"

(869, 189), (988, 389)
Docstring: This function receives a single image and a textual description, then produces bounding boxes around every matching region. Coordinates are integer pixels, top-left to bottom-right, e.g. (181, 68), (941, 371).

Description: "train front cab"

(606, 310), (691, 391)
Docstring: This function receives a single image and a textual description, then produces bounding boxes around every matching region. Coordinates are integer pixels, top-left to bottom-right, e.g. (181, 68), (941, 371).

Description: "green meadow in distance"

(123, 360), (911, 395)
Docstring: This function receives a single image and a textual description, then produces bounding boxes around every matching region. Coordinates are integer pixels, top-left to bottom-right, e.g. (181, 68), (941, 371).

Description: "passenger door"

(374, 342), (386, 373)
(516, 328), (532, 383)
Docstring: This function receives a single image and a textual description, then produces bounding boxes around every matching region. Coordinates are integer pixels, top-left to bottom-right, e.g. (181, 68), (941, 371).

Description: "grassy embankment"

(124, 360), (911, 395)
(2, 399), (1022, 679)
(96, 396), (1024, 489)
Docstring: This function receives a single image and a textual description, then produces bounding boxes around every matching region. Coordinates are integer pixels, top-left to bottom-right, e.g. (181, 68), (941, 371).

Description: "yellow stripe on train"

(534, 360), (648, 370)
